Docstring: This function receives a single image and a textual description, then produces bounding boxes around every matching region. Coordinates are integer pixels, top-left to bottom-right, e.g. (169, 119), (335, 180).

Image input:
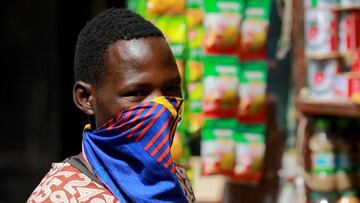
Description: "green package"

(203, 0), (244, 53)
(203, 55), (241, 117)
(238, 61), (267, 122)
(201, 118), (237, 175)
(127, 0), (147, 17)
(204, 0), (244, 13)
(240, 0), (271, 51)
(234, 123), (266, 183)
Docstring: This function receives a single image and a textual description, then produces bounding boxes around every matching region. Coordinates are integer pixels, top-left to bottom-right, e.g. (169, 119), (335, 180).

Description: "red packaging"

(352, 51), (360, 72)
(305, 9), (338, 56)
(339, 11), (360, 53)
(333, 72), (360, 100)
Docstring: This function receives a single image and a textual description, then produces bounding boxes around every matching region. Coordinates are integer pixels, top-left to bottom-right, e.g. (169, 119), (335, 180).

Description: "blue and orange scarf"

(82, 96), (191, 202)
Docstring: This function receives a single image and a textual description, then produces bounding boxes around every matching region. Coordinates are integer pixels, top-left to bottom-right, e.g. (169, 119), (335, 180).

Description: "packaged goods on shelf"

(339, 11), (360, 54)
(339, 0), (360, 7)
(305, 9), (338, 56)
(203, 55), (240, 118)
(232, 123), (266, 184)
(171, 120), (191, 165)
(203, 0), (244, 55)
(304, 0), (338, 9)
(239, 0), (270, 61)
(146, 0), (186, 16)
(201, 118), (237, 176)
(187, 0), (204, 29)
(238, 61), (267, 123)
(333, 72), (360, 101)
(308, 119), (337, 192)
(154, 16), (187, 79)
(308, 59), (340, 100)
(186, 80), (204, 135)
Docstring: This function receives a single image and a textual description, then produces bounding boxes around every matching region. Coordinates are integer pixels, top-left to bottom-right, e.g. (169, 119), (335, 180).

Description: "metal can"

(305, 9), (339, 56)
(339, 11), (360, 53)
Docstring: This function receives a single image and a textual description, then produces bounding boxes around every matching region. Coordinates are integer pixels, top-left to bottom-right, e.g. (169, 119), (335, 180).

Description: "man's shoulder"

(27, 162), (119, 203)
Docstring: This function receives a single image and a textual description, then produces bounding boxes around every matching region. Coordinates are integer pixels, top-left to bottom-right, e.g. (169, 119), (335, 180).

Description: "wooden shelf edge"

(296, 98), (360, 118)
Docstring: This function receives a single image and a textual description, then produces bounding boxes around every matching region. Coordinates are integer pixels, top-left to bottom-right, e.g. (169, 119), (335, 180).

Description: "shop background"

(0, 1), (125, 202)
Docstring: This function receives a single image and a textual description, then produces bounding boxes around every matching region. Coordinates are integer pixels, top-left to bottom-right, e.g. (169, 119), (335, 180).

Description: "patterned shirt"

(27, 162), (195, 203)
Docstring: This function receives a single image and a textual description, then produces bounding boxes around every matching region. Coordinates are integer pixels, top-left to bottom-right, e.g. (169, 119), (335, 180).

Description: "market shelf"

(296, 98), (360, 118)
(305, 52), (342, 60)
(333, 6), (360, 11)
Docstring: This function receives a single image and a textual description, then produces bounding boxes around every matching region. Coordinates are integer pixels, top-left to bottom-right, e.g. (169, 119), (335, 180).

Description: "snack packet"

(203, 0), (244, 54)
(233, 123), (266, 184)
(187, 0), (204, 29)
(185, 50), (204, 135)
(239, 0), (270, 61)
(127, 0), (147, 16)
(201, 118), (237, 175)
(154, 16), (187, 80)
(203, 55), (241, 117)
(171, 119), (190, 166)
(146, 0), (186, 16)
(238, 61), (267, 123)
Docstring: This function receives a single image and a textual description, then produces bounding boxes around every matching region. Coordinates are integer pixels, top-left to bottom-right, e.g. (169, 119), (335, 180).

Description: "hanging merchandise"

(203, 55), (240, 118)
(305, 9), (338, 56)
(203, 0), (244, 55)
(339, 11), (360, 54)
(304, 0), (338, 9)
(239, 0), (271, 61)
(308, 59), (341, 100)
(232, 123), (266, 184)
(238, 61), (267, 123)
(185, 0), (205, 136)
(201, 118), (237, 176)
(308, 119), (337, 193)
(146, 0), (186, 16)
(128, 0), (147, 16)
(154, 16), (187, 79)
(171, 119), (191, 166)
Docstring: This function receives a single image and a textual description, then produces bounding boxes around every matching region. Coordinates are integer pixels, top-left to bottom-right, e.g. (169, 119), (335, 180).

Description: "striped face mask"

(82, 96), (189, 202)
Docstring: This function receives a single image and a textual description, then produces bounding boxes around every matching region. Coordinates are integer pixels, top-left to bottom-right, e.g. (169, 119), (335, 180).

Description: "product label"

(311, 152), (336, 174)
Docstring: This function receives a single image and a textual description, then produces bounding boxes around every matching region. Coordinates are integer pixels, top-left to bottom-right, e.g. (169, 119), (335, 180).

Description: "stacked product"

(304, 0), (360, 103)
(308, 118), (360, 203)
(129, 0), (271, 185)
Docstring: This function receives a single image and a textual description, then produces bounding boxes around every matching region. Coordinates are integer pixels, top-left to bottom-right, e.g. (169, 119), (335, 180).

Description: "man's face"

(90, 37), (182, 128)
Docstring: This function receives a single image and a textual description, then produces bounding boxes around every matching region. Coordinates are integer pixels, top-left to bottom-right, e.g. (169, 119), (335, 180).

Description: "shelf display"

(296, 1), (360, 202)
(128, 0), (270, 187)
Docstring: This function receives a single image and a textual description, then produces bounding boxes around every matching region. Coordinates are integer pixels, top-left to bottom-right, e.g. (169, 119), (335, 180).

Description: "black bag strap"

(66, 153), (104, 187)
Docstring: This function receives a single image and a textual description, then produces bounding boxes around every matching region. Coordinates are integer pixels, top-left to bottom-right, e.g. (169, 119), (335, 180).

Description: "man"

(28, 8), (195, 203)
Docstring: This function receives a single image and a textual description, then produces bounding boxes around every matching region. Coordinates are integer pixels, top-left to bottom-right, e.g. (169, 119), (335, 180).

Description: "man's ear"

(73, 81), (95, 116)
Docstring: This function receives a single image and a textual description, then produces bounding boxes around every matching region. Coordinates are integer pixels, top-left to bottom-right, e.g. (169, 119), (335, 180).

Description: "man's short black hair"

(74, 8), (164, 85)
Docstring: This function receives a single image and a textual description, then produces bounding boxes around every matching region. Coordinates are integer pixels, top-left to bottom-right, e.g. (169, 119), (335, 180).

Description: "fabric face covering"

(82, 96), (189, 202)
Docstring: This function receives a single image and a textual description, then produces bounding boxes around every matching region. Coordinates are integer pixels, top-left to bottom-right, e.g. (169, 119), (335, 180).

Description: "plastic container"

(337, 190), (360, 203)
(309, 119), (337, 192)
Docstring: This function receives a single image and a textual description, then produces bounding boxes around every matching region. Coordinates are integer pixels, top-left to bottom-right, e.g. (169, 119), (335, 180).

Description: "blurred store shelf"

(296, 98), (360, 118)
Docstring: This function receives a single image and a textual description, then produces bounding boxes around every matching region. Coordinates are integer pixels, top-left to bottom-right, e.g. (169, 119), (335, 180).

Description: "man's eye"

(124, 91), (146, 98)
